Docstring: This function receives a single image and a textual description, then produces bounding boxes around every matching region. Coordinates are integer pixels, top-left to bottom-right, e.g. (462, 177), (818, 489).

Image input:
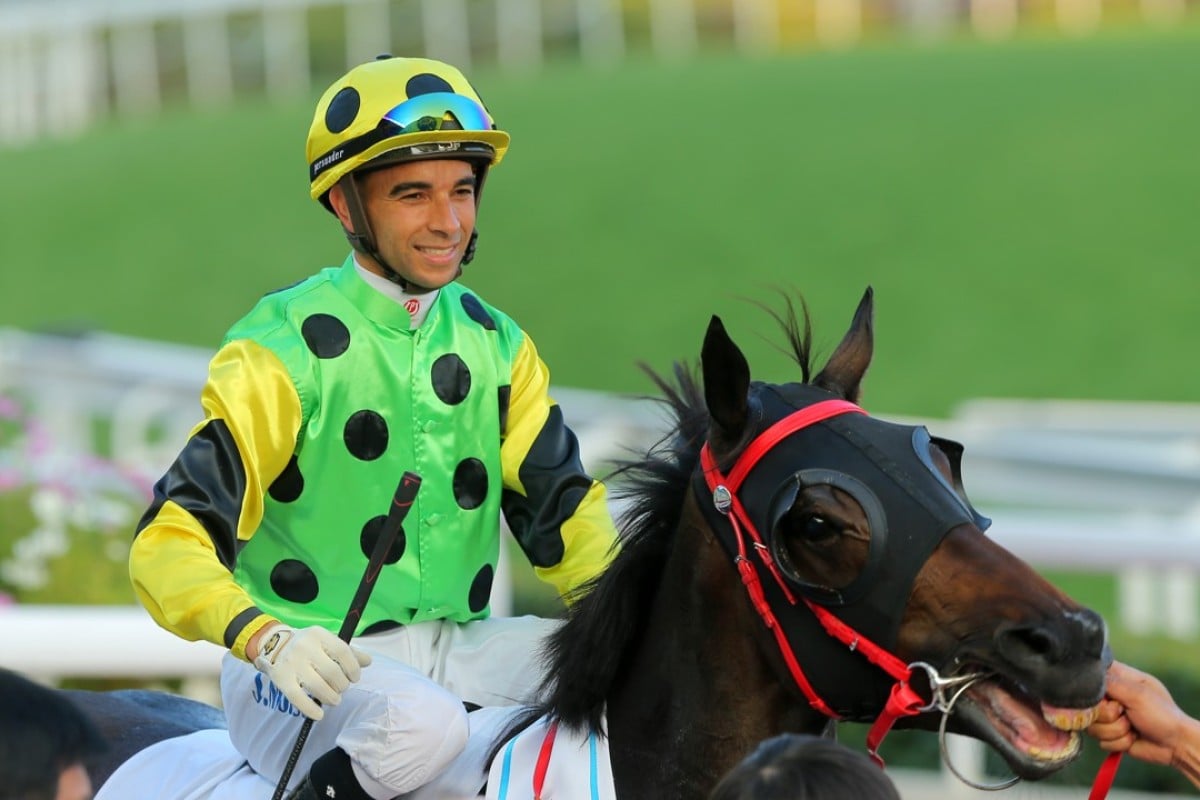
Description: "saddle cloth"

(485, 715), (615, 800)
(94, 707), (613, 800)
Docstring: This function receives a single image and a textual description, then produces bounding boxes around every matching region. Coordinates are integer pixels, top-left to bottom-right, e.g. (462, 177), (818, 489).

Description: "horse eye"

(801, 515), (838, 544)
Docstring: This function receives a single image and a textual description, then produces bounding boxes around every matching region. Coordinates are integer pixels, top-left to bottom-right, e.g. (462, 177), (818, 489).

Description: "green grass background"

(2, 19), (1199, 790)
(2, 21), (1198, 417)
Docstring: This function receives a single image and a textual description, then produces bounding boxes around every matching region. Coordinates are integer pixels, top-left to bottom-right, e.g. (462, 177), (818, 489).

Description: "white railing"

(1, 0), (1194, 147)
(0, 603), (226, 703)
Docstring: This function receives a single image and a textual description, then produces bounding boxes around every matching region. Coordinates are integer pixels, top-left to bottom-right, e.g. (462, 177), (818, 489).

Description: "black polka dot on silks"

(497, 385), (511, 431)
(344, 410), (389, 460)
(362, 619), (405, 635)
(267, 455), (304, 503)
(360, 515), (406, 564)
(301, 314), (351, 359)
(406, 73), (454, 97)
(270, 559), (319, 604)
(325, 87), (361, 134)
(459, 294), (496, 331)
(468, 564), (494, 613)
(453, 458), (489, 510)
(431, 354), (471, 405)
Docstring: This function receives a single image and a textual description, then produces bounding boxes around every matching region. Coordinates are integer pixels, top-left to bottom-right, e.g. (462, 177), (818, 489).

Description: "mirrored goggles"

(310, 92), (496, 182)
(380, 92), (493, 135)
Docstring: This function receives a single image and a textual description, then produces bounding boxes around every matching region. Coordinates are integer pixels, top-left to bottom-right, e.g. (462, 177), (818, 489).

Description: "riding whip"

(271, 471), (423, 800)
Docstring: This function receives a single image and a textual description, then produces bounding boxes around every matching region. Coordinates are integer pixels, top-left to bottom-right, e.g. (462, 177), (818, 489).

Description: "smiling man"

(128, 55), (619, 800)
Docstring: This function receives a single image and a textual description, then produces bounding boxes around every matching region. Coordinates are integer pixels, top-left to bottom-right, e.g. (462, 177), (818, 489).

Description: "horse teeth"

(1029, 733), (1081, 762)
(1041, 704), (1099, 731)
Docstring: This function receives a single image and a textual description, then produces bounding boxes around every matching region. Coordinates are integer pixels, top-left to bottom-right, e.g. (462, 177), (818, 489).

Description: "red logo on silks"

(404, 298), (420, 315)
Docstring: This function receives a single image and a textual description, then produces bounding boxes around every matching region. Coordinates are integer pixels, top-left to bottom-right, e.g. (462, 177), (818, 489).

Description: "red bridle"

(699, 398), (923, 762)
(698, 397), (1122, 799)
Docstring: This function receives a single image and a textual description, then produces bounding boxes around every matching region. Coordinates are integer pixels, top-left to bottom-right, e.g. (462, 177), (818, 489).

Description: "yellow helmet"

(306, 55), (509, 206)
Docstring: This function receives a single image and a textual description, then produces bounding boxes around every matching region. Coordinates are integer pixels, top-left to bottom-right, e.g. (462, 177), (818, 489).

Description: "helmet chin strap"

(336, 168), (483, 294)
(337, 173), (438, 293)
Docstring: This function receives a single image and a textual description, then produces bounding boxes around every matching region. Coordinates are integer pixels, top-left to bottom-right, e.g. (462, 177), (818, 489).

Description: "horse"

(68, 287), (1110, 799)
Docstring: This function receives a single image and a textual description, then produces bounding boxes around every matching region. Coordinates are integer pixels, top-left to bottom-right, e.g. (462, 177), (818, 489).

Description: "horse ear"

(701, 314), (751, 442)
(814, 287), (874, 403)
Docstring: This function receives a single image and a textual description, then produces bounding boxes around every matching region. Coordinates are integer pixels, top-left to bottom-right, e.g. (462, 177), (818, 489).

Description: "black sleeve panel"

(500, 405), (592, 568)
(223, 605), (265, 649)
(134, 419), (249, 572)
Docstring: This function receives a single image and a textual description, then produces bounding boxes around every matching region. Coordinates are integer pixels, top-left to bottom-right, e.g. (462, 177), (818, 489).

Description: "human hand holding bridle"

(1087, 660), (1200, 788)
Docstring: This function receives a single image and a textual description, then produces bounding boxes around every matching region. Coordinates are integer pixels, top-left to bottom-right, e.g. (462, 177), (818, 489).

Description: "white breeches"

(220, 615), (557, 799)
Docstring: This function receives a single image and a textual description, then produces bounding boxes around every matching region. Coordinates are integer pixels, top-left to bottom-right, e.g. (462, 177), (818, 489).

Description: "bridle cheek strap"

(701, 398), (924, 764)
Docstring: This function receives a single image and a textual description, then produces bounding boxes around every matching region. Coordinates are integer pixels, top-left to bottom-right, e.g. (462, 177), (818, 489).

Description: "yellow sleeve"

(501, 335), (619, 603)
(129, 339), (303, 659)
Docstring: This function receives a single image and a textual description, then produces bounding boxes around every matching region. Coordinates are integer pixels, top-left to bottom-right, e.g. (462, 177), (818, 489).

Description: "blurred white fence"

(1, 0), (1195, 147)
(2, 326), (1199, 648)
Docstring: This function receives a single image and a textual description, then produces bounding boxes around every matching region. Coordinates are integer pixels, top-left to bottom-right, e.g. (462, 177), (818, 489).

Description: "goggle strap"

(311, 127), (496, 183)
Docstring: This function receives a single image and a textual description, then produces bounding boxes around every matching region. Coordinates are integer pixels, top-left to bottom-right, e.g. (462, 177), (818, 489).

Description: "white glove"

(252, 623), (372, 720)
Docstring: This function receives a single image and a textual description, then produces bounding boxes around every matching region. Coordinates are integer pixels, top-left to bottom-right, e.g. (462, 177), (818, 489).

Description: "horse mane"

(502, 295), (816, 743)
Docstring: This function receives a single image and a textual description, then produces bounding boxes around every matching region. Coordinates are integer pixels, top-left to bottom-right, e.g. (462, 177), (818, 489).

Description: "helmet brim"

(311, 130), (509, 201)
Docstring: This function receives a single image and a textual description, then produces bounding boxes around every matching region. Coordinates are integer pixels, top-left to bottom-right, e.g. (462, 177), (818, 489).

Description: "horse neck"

(604, 498), (830, 799)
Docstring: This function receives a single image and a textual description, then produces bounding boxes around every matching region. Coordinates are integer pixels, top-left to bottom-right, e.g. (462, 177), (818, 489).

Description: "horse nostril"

(995, 609), (1108, 669)
(995, 624), (1066, 667)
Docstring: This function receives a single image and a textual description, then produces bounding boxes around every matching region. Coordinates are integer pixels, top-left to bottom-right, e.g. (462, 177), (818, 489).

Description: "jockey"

(129, 55), (619, 800)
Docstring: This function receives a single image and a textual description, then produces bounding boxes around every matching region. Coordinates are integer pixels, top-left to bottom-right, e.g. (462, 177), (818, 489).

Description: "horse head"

(696, 287), (1110, 783)
(517, 287), (1109, 799)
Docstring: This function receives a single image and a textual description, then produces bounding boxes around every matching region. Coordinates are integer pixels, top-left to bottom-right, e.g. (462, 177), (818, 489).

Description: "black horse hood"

(697, 382), (991, 720)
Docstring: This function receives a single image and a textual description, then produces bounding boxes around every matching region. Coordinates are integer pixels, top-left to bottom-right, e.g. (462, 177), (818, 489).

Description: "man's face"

(56, 763), (93, 800)
(335, 158), (479, 291)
